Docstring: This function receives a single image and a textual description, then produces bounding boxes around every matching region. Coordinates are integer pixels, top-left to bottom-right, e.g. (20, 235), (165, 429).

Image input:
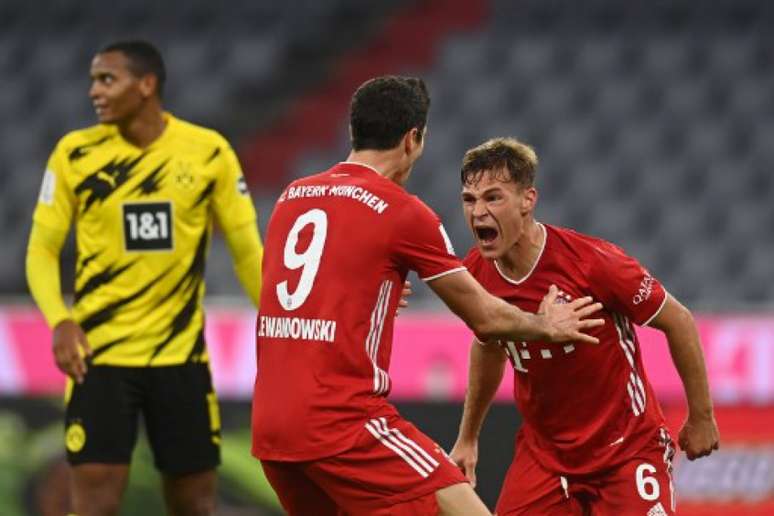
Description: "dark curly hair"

(350, 76), (430, 151)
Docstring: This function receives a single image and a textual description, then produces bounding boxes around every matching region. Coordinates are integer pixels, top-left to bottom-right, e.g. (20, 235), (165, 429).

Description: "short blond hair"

(461, 137), (538, 188)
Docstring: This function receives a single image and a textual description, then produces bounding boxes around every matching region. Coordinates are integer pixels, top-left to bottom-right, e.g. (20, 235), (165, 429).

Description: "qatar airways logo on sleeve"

(633, 273), (656, 305)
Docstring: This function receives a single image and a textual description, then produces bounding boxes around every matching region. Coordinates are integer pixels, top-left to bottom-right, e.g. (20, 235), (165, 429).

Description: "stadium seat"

(4, 0), (772, 310)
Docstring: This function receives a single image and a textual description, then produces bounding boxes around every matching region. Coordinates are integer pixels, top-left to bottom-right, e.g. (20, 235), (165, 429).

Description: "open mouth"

(475, 226), (499, 243)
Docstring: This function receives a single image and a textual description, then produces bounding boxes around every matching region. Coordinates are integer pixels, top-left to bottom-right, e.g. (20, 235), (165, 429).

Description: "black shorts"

(64, 363), (221, 475)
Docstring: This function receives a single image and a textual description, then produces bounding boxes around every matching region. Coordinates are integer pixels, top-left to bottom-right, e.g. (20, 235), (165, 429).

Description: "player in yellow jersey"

(25, 41), (264, 516)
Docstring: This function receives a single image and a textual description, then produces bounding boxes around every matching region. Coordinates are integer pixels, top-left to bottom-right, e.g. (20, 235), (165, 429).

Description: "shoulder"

(276, 171), (329, 200)
(389, 195), (447, 239)
(462, 246), (487, 274)
(545, 224), (619, 262)
(169, 115), (231, 149)
(404, 194), (438, 219)
(546, 224), (636, 282)
(55, 124), (115, 153)
(288, 170), (330, 188)
(460, 247), (500, 287)
(462, 245), (482, 267)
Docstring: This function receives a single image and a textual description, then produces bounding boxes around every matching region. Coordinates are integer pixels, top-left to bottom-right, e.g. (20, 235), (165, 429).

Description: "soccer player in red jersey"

(251, 77), (605, 515)
(450, 138), (720, 515)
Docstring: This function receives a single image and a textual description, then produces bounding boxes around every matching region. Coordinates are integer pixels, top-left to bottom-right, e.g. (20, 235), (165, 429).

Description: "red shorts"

(261, 414), (467, 515)
(497, 428), (676, 516)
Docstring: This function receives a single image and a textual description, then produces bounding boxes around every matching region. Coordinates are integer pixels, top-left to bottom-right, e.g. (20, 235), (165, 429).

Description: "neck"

(117, 101), (166, 148)
(346, 149), (410, 185)
(497, 219), (544, 280)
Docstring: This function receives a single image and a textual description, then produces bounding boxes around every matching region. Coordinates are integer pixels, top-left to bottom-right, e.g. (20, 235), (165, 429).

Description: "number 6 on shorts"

(635, 463), (660, 501)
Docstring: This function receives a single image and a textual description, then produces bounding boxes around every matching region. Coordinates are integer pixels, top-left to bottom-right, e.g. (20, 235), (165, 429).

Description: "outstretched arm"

(648, 294), (719, 460)
(450, 340), (507, 487)
(222, 222), (264, 308)
(428, 270), (603, 344)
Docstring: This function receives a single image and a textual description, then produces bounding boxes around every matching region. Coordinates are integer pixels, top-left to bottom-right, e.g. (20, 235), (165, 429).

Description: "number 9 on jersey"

(276, 209), (328, 311)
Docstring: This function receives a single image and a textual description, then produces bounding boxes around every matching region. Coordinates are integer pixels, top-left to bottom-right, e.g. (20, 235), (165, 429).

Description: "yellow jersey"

(32, 113), (257, 366)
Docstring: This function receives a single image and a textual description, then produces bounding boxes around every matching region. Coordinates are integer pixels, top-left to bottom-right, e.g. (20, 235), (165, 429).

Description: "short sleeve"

(32, 141), (76, 231)
(393, 197), (465, 281)
(211, 141), (257, 232)
(587, 241), (667, 326)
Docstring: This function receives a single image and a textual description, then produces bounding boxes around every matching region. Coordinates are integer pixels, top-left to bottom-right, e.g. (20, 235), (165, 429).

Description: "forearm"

(651, 296), (714, 418)
(458, 341), (507, 442)
(429, 271), (549, 342)
(26, 222), (70, 328)
(223, 222), (263, 307)
(482, 296), (548, 342)
(666, 316), (713, 418)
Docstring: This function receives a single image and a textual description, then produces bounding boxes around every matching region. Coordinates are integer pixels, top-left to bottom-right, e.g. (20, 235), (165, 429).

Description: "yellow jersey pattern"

(32, 114), (256, 366)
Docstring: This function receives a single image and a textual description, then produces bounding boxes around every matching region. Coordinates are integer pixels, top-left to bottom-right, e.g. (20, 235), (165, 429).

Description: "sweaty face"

(461, 170), (533, 259)
(89, 51), (146, 124)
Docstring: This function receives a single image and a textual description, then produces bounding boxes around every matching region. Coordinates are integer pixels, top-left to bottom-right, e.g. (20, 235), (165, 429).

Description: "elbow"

(469, 319), (501, 342)
(25, 244), (44, 287)
(664, 303), (698, 340)
(674, 302), (696, 328)
(468, 291), (512, 341)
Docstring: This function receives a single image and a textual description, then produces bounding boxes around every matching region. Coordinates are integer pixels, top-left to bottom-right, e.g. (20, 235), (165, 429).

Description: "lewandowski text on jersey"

(257, 315), (337, 343)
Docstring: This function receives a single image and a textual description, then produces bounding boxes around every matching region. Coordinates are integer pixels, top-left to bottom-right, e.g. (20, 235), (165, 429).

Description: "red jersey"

(464, 223), (668, 475)
(252, 162), (464, 461)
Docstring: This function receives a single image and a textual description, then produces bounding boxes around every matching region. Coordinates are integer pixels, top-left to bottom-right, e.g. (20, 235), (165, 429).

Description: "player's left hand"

(678, 413), (720, 460)
(396, 280), (412, 316)
(450, 439), (479, 488)
(538, 285), (604, 344)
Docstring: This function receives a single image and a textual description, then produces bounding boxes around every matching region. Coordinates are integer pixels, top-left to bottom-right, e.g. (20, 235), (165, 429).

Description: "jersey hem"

(252, 427), (363, 462)
(421, 266), (467, 282)
(520, 418), (666, 476)
(91, 358), (210, 367)
(378, 475), (467, 509)
(252, 401), (399, 462)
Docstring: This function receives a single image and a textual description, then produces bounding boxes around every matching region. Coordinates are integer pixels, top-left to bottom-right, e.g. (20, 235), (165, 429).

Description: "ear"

(138, 74), (158, 98)
(521, 187), (538, 215)
(403, 128), (420, 155)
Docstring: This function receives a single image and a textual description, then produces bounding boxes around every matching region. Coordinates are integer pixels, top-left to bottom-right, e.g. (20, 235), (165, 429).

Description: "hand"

(538, 285), (604, 344)
(52, 319), (92, 384)
(396, 280), (412, 316)
(450, 439), (479, 488)
(678, 413), (720, 460)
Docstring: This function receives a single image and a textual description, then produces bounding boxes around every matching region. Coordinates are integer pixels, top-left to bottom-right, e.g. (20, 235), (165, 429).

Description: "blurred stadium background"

(1, 0), (773, 514)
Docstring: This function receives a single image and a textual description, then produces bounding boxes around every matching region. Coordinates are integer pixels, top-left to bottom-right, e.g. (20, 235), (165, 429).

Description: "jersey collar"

(147, 112), (176, 149)
(112, 112), (176, 151)
(338, 161), (381, 176)
(493, 222), (547, 285)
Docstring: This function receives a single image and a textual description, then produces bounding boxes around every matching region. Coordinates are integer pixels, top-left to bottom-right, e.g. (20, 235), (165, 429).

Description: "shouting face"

(461, 168), (537, 259)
